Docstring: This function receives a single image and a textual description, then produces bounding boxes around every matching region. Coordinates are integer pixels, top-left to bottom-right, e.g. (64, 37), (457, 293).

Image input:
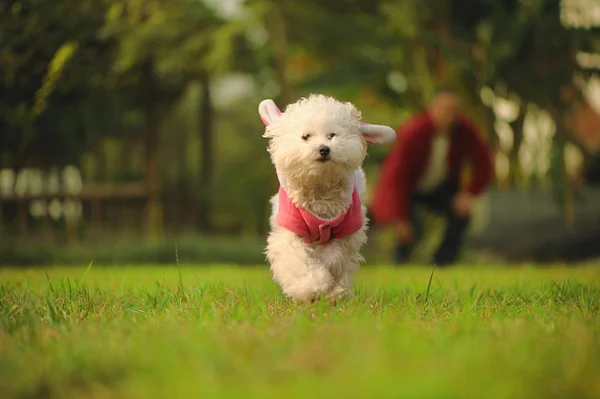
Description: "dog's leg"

(268, 240), (335, 302)
(326, 259), (359, 303)
(277, 263), (334, 302)
(327, 281), (354, 303)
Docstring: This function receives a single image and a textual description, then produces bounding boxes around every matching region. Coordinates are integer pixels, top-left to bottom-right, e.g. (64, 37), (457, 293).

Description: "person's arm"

(462, 118), (494, 196)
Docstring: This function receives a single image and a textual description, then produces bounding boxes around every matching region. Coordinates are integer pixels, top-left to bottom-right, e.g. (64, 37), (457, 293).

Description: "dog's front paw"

(326, 286), (354, 305)
(307, 293), (319, 304)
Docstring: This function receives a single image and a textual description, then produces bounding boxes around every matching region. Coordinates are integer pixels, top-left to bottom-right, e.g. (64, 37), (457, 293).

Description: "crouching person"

(370, 87), (494, 266)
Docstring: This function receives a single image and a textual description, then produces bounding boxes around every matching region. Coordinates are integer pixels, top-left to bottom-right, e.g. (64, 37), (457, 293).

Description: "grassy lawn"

(1, 264), (600, 399)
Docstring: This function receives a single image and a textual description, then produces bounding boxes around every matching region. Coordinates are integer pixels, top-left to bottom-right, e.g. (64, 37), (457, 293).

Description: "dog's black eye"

(302, 134), (311, 141)
(327, 133), (336, 140)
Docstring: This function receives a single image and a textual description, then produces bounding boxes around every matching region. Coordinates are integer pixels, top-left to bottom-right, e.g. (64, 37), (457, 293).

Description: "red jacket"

(370, 111), (494, 225)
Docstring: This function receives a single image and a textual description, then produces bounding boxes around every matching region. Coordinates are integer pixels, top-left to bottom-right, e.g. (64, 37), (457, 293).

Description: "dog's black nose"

(319, 145), (330, 157)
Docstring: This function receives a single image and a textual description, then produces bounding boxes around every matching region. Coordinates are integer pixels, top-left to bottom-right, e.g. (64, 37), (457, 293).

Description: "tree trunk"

(144, 114), (163, 242)
(265, 0), (290, 107)
(90, 141), (107, 235)
(412, 44), (435, 106)
(141, 61), (164, 243)
(264, 0), (289, 199)
(196, 74), (214, 231)
(119, 134), (137, 179)
(551, 109), (574, 229)
(507, 103), (527, 188)
(464, 91), (498, 187)
(433, 11), (450, 83)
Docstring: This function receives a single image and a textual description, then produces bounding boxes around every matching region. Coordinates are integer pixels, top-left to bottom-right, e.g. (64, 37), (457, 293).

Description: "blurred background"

(1, 0), (600, 266)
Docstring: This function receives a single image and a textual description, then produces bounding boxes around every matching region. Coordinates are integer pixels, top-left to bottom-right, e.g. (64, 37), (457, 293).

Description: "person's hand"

(452, 191), (474, 218)
(397, 221), (415, 244)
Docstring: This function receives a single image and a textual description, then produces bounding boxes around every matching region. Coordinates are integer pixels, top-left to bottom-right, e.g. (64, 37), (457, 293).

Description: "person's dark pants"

(395, 180), (470, 266)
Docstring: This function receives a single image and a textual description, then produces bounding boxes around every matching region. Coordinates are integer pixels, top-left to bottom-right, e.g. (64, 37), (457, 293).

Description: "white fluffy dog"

(259, 94), (396, 302)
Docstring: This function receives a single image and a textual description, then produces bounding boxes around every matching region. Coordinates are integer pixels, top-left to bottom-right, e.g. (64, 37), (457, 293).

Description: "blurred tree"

(3, 0), (600, 243)
(268, 0), (402, 166)
(0, 0), (121, 170)
(101, 0), (256, 238)
(283, 0), (398, 105)
(379, 0), (600, 225)
(493, 0), (599, 225)
(262, 0), (290, 107)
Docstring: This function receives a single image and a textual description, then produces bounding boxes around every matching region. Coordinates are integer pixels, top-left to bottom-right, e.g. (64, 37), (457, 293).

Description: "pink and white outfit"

(258, 99), (395, 245)
(276, 181), (363, 245)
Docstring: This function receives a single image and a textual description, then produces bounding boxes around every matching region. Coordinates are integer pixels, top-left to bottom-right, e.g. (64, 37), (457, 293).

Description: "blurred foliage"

(1, 0), (600, 241)
(0, 234), (266, 266)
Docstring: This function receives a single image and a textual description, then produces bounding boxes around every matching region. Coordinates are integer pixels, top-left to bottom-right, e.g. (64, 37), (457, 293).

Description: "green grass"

(1, 264), (600, 399)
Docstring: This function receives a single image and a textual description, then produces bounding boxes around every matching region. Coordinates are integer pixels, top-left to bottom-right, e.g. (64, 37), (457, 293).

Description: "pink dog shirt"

(276, 184), (363, 244)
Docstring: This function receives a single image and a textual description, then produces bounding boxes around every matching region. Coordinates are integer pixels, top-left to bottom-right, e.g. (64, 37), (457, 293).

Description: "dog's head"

(259, 94), (396, 179)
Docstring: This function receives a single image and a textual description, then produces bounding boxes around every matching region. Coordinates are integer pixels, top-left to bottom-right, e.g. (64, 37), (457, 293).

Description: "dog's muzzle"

(317, 145), (331, 162)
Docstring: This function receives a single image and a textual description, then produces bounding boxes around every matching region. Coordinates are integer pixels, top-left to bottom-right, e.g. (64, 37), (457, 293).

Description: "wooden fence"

(0, 181), (148, 242)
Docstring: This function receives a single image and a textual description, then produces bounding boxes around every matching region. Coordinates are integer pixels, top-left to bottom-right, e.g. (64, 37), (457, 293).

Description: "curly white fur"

(259, 94), (395, 302)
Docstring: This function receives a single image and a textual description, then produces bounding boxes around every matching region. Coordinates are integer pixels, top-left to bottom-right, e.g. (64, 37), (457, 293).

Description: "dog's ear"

(258, 99), (281, 126)
(359, 123), (397, 146)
